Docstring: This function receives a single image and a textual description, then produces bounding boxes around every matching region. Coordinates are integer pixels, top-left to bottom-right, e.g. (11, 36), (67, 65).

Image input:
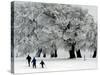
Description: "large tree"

(14, 2), (97, 58)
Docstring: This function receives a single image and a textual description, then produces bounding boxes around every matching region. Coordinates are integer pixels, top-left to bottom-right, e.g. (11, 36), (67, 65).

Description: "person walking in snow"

(32, 57), (37, 68)
(40, 60), (45, 68)
(26, 55), (31, 67)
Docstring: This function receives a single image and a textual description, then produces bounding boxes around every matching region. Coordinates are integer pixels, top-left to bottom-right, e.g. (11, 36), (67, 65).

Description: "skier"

(32, 57), (36, 68)
(26, 55), (31, 67)
(40, 60), (45, 68)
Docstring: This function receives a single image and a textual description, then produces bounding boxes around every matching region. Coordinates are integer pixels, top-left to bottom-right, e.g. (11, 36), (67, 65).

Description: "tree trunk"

(54, 49), (57, 57)
(93, 50), (97, 58)
(36, 48), (42, 57)
(69, 44), (76, 59)
(84, 55), (86, 61)
(43, 53), (46, 58)
(69, 50), (76, 58)
(51, 53), (55, 57)
(76, 49), (82, 58)
(50, 50), (54, 58)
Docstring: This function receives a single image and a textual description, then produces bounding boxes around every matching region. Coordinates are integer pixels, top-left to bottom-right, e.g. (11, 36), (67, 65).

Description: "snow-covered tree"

(14, 2), (97, 58)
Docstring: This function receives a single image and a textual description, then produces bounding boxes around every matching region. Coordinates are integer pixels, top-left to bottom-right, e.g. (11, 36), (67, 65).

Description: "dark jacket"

(26, 55), (31, 62)
(32, 58), (36, 64)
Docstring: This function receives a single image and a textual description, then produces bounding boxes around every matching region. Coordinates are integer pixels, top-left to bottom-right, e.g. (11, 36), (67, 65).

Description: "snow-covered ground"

(14, 57), (97, 74)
